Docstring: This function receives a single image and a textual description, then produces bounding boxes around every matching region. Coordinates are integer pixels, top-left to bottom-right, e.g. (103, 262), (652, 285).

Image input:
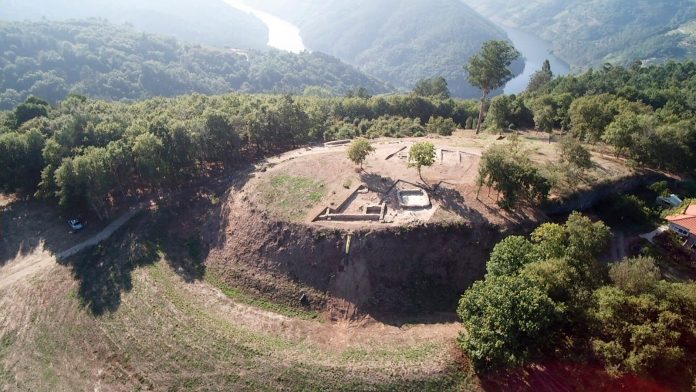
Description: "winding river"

(224, 0), (306, 53)
(223, 1), (568, 95)
(502, 26), (570, 94)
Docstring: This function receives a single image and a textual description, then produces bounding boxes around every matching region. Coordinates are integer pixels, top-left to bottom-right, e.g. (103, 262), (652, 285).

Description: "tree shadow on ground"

(58, 197), (219, 315)
(431, 182), (488, 225)
(55, 167), (251, 315)
(359, 171), (398, 195)
(0, 198), (109, 267)
(60, 221), (160, 315)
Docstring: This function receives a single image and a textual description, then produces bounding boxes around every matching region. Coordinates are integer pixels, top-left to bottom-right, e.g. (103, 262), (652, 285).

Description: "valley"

(501, 27), (570, 94)
(2, 1), (696, 390)
(224, 0), (306, 53)
(462, 0), (696, 69)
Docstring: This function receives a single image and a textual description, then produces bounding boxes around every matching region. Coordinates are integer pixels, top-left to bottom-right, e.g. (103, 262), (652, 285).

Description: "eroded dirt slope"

(207, 190), (535, 322)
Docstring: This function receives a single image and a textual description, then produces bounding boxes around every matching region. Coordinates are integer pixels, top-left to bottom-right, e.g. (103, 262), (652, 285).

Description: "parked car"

(657, 194), (683, 208)
(68, 219), (85, 233)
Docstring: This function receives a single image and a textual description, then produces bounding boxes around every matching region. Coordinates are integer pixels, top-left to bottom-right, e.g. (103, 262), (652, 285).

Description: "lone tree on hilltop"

(347, 138), (375, 170)
(465, 40), (520, 134)
(408, 141), (436, 185)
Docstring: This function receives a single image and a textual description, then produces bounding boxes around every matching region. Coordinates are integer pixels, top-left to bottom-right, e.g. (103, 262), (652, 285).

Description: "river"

(224, 1), (566, 94)
(223, 0), (306, 53)
(502, 26), (570, 94)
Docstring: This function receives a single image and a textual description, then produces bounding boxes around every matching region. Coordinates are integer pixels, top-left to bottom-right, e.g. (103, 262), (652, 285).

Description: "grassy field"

(0, 255), (472, 391)
(256, 174), (326, 221)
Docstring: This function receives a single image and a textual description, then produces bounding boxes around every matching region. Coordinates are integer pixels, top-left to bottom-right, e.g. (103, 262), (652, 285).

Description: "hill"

(462, 0), (696, 69)
(249, 0), (513, 98)
(0, 20), (389, 109)
(1, 0), (269, 50)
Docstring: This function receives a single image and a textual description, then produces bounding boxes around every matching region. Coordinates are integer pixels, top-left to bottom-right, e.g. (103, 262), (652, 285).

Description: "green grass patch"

(0, 332), (16, 382)
(258, 174), (326, 221)
(339, 342), (440, 363)
(205, 272), (321, 321)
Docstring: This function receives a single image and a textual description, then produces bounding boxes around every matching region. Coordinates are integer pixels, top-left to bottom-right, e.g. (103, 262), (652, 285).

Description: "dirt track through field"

(0, 206), (143, 291)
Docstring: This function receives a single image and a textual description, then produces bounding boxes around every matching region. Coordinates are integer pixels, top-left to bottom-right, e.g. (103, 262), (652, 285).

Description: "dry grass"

(0, 257), (472, 391)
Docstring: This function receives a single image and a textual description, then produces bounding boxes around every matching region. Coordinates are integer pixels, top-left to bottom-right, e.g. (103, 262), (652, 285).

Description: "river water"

(502, 26), (570, 94)
(223, 1), (568, 95)
(224, 0), (306, 53)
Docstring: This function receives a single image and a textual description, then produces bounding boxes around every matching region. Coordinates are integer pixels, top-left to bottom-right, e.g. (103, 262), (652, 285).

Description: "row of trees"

(458, 214), (696, 386)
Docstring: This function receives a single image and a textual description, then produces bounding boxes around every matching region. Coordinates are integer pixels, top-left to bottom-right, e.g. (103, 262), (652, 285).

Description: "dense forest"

(0, 91), (478, 218)
(1, 0), (269, 50)
(0, 20), (390, 110)
(484, 61), (696, 173)
(250, 0), (515, 98)
(4, 59), (696, 218)
(459, 213), (696, 389)
(463, 0), (696, 69)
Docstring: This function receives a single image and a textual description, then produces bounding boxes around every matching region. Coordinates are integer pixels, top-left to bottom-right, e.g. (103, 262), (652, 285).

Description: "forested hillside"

(1, 0), (269, 50)
(0, 20), (389, 109)
(484, 61), (696, 174)
(462, 0), (696, 69)
(251, 0), (513, 98)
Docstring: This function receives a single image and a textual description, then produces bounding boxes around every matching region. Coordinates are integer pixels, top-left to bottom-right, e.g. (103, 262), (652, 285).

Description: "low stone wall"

(319, 214), (381, 222)
(324, 139), (351, 147)
(385, 146), (407, 161)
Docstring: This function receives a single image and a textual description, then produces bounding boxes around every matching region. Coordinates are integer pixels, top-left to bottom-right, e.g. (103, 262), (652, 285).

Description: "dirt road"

(0, 206), (143, 290)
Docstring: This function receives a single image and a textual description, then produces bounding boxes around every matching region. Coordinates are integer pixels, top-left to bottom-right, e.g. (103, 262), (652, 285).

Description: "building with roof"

(665, 204), (696, 249)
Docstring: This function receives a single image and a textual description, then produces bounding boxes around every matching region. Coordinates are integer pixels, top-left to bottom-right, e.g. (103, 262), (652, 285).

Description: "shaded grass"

(204, 271), (321, 321)
(0, 332), (16, 384)
(340, 342), (440, 363)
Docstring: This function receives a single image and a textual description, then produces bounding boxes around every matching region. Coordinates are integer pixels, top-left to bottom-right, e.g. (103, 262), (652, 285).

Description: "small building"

(665, 204), (696, 248)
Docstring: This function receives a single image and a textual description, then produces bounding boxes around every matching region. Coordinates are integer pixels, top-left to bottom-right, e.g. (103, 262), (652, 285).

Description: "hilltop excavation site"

(205, 135), (555, 321)
(0, 131), (637, 390)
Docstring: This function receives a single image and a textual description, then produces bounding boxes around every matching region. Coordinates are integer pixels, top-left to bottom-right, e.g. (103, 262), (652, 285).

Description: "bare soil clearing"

(249, 131), (632, 228)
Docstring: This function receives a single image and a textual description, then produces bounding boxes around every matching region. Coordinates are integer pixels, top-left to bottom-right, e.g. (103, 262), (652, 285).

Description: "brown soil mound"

(206, 191), (535, 323)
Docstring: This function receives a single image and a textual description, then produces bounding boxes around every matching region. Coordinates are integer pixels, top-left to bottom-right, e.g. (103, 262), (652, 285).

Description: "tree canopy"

(408, 141), (437, 184)
(464, 40), (520, 133)
(476, 142), (550, 209)
(0, 20), (388, 109)
(459, 211), (696, 385)
(413, 77), (451, 100)
(346, 138), (375, 169)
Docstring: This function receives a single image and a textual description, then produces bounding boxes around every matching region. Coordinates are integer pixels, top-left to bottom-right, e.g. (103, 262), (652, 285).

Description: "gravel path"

(0, 206), (143, 290)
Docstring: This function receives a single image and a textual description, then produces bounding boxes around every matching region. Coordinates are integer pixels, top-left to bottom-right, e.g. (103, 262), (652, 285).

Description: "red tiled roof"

(666, 204), (696, 233)
(667, 216), (696, 233)
(686, 204), (696, 216)
(667, 214), (693, 221)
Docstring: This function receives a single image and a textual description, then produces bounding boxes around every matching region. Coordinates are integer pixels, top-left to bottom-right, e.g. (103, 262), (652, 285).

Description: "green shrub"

(426, 116), (456, 136)
(458, 275), (561, 370)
